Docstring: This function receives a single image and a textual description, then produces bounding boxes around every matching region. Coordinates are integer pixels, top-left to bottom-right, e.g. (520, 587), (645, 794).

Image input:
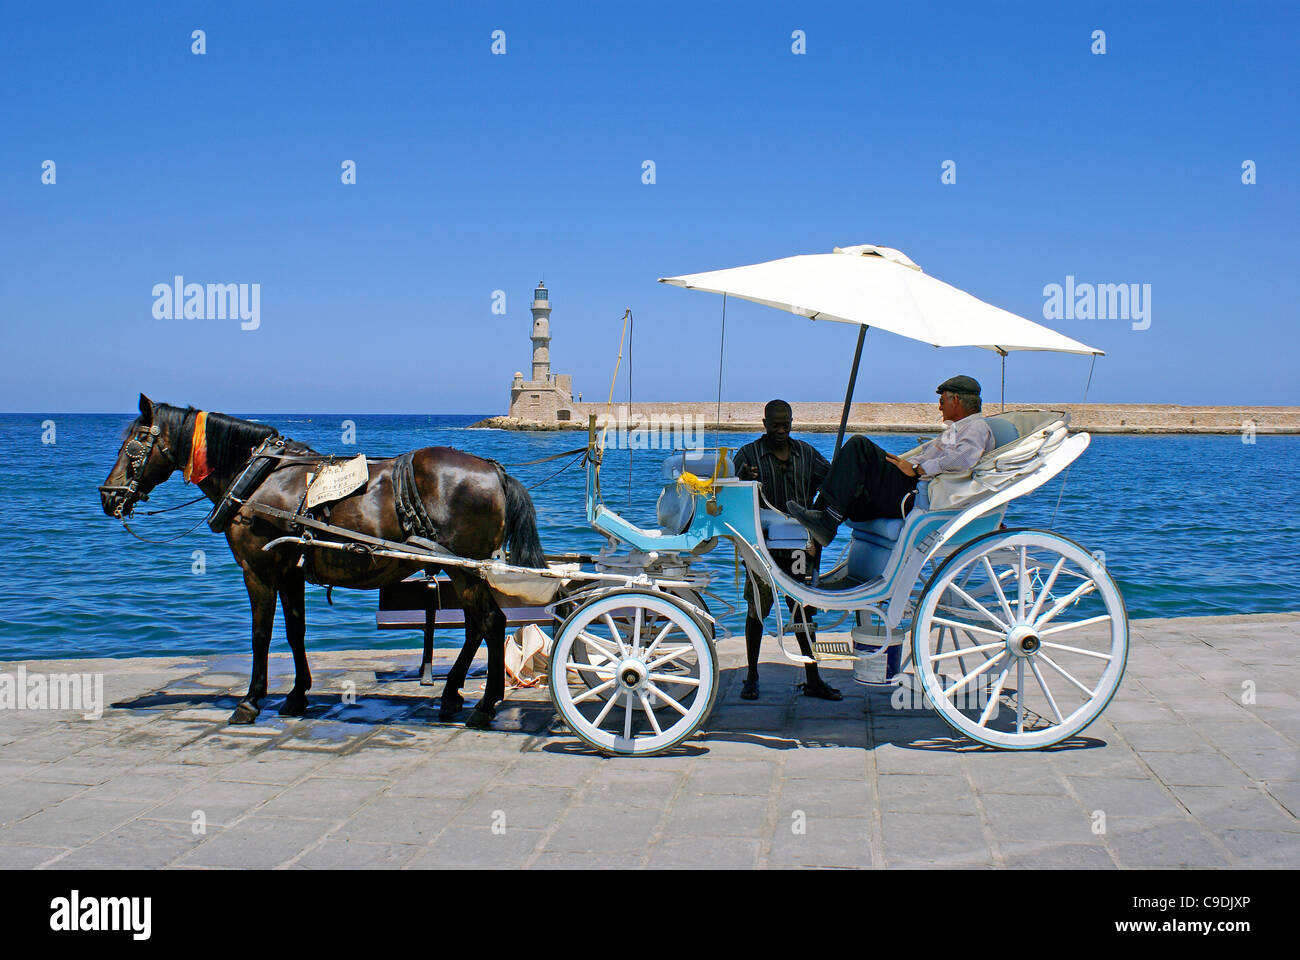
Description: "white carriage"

(545, 245), (1128, 756)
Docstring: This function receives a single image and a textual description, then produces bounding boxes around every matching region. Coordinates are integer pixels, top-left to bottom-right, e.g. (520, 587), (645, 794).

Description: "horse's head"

(99, 393), (182, 518)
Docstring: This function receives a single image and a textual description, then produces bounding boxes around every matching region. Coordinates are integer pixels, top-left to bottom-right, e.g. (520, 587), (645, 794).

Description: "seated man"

(733, 399), (840, 702)
(788, 375), (995, 547)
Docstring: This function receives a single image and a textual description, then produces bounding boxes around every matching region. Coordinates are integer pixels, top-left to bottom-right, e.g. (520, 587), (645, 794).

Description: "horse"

(98, 394), (546, 729)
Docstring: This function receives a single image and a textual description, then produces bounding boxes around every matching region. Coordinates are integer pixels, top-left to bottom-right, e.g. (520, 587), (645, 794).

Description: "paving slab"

(0, 611), (1296, 869)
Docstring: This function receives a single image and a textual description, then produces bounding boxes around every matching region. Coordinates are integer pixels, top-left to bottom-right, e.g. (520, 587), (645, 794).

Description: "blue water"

(1, 413), (1296, 661)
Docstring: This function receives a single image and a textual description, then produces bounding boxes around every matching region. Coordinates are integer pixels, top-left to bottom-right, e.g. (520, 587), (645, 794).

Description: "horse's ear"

(138, 393), (153, 423)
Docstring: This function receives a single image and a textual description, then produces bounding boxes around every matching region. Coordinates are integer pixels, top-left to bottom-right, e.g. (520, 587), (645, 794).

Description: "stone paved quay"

(1, 612), (1296, 870)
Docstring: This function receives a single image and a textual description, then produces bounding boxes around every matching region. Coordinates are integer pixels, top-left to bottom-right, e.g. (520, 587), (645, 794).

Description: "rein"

(121, 513), (213, 545)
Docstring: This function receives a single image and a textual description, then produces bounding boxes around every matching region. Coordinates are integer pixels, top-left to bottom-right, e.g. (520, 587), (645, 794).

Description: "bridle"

(99, 424), (176, 519)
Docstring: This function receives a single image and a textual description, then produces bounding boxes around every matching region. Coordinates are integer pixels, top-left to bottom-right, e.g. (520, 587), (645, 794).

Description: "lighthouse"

(508, 281), (574, 422)
(530, 282), (552, 382)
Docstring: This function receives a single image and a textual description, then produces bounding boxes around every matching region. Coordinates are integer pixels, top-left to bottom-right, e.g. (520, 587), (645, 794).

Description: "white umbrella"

(660, 244), (1102, 355)
(659, 244), (1101, 449)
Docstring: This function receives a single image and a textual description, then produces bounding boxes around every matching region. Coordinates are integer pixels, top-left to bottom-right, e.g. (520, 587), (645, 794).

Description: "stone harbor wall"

(470, 402), (1300, 434)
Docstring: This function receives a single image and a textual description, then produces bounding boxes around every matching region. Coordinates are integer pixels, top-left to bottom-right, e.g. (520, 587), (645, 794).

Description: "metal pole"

(1000, 348), (1007, 413)
(834, 325), (868, 456)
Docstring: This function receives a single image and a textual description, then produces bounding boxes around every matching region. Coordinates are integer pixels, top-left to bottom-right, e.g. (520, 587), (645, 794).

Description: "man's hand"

(886, 453), (919, 478)
(737, 463), (759, 481)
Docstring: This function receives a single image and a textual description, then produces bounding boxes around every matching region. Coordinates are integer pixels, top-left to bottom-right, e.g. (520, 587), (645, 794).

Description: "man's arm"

(917, 421), (994, 475)
(809, 444), (830, 489)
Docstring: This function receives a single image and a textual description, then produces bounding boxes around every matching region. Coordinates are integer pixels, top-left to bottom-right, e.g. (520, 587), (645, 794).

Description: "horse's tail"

(500, 471), (546, 569)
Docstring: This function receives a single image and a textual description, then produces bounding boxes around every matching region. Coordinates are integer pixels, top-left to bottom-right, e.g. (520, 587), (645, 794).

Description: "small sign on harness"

(305, 454), (369, 509)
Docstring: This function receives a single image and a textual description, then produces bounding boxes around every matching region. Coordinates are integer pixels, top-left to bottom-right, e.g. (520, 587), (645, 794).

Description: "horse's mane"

(129, 403), (312, 476)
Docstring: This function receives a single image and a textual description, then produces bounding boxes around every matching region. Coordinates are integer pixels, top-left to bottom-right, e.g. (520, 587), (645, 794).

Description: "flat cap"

(936, 374), (981, 395)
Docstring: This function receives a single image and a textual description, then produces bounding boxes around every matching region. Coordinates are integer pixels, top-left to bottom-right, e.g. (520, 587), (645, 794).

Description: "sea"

(1, 413), (1296, 661)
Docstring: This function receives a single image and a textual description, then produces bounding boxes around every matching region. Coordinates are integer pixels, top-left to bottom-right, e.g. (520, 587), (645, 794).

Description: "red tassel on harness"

(184, 410), (211, 484)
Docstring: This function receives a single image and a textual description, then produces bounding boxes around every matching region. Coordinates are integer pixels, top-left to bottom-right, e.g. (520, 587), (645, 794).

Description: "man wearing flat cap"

(788, 375), (995, 547)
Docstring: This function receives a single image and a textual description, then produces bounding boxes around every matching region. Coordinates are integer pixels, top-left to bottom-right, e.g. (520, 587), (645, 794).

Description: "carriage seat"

(660, 449), (735, 481)
(655, 450), (736, 535)
(760, 510), (810, 550)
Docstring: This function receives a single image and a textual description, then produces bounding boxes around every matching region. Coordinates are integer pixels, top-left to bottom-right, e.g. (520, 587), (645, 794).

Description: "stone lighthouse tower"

(508, 281), (574, 422)
(530, 282), (551, 382)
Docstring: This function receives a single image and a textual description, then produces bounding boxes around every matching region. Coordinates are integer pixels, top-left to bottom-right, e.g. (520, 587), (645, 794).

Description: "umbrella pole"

(834, 325), (868, 456)
(999, 348), (1007, 412)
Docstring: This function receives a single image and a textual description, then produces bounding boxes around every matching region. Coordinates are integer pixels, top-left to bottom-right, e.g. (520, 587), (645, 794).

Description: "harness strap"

(393, 452), (440, 542)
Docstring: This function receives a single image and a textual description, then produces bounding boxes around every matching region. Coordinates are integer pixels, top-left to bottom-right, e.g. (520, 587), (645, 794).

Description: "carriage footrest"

(810, 638), (856, 661)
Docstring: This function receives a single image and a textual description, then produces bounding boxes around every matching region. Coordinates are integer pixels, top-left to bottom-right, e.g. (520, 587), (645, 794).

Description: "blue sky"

(2, 1), (1296, 413)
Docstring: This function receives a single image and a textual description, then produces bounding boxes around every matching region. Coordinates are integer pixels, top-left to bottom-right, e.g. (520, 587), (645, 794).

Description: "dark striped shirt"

(733, 436), (829, 511)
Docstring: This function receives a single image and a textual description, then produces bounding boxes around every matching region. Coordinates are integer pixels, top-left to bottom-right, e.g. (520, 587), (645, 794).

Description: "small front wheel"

(549, 590), (718, 756)
(912, 529), (1128, 749)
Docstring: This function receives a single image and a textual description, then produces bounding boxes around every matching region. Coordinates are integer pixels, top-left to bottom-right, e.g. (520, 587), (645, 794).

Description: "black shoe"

(786, 501), (837, 548)
(740, 678), (759, 700)
(798, 679), (843, 701)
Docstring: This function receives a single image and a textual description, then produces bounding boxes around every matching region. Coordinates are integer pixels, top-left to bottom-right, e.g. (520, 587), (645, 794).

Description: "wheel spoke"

(1035, 579), (1097, 629)
(942, 653), (1004, 698)
(577, 631), (620, 664)
(1038, 615), (1112, 639)
(1028, 658), (1064, 724)
(978, 658), (1011, 727)
(948, 584), (1010, 632)
(631, 606), (644, 655)
(603, 614), (630, 656)
(642, 621), (675, 659)
(931, 616), (1005, 641)
(622, 694), (633, 739)
(646, 645), (694, 671)
(648, 672), (700, 686)
(933, 624), (949, 659)
(592, 687), (620, 725)
(981, 556), (1016, 624)
(646, 682), (689, 716)
(572, 678), (616, 705)
(1028, 556), (1066, 623)
(1017, 545), (1027, 620)
(1040, 640), (1112, 661)
(637, 691), (662, 735)
(1037, 652), (1097, 698)
(1016, 658), (1024, 733)
(567, 661), (616, 676)
(929, 640), (1004, 663)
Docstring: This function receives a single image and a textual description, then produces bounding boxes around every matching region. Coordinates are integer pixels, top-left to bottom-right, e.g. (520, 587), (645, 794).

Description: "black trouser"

(742, 548), (822, 682)
(818, 435), (919, 522)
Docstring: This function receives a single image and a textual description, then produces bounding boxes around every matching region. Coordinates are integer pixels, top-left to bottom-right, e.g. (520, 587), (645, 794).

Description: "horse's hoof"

(419, 664), (436, 687)
(465, 708), (494, 730)
(438, 695), (464, 722)
(229, 701), (260, 725)
(278, 693), (308, 717)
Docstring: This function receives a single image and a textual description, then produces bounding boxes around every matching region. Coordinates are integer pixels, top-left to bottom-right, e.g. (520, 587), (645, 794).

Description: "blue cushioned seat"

(759, 509), (809, 550)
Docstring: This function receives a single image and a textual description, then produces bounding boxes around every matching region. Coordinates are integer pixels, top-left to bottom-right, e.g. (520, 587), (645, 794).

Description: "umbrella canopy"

(660, 244), (1102, 356)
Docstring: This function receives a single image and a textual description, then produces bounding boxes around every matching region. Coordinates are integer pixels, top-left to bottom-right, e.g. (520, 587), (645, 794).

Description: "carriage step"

(811, 639), (856, 661)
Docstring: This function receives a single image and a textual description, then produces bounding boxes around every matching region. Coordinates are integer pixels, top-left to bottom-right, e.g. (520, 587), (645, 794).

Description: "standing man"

(733, 400), (842, 701)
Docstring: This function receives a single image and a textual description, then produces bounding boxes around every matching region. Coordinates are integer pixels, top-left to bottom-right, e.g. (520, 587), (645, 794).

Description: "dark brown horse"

(99, 394), (546, 728)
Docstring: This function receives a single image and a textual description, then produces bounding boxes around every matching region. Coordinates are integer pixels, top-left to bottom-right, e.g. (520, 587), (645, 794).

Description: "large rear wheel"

(912, 529), (1128, 749)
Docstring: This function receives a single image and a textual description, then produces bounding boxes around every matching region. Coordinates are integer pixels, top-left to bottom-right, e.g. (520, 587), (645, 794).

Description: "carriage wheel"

(549, 590), (718, 756)
(912, 529), (1128, 750)
(568, 587), (713, 701)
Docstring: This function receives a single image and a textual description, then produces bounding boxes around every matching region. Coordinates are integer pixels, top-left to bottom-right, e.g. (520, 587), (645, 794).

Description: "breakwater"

(471, 402), (1300, 434)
